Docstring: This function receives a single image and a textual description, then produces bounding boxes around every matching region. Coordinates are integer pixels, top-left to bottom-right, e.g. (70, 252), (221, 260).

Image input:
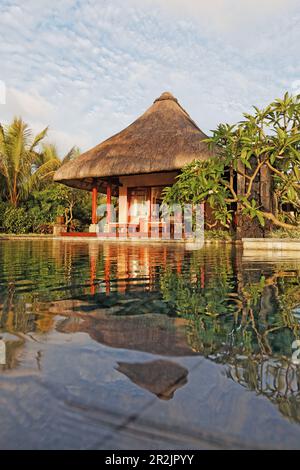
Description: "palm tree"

(28, 143), (80, 194)
(0, 117), (79, 206)
(0, 117), (48, 206)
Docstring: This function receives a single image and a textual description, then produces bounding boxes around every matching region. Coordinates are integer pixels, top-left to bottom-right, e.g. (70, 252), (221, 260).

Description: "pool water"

(0, 239), (300, 449)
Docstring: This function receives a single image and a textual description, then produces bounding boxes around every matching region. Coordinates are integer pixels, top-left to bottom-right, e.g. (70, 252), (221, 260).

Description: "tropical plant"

(2, 206), (34, 233)
(28, 143), (80, 194)
(50, 184), (91, 230)
(163, 93), (300, 230)
(0, 117), (79, 206)
(21, 182), (91, 232)
(0, 118), (48, 206)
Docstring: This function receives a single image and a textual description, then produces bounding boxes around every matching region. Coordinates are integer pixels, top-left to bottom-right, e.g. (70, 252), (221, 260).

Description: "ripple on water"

(0, 240), (300, 449)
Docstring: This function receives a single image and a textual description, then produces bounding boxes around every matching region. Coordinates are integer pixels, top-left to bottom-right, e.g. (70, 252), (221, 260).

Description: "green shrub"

(35, 223), (53, 234)
(3, 206), (34, 234)
(0, 201), (7, 227)
(204, 229), (233, 240)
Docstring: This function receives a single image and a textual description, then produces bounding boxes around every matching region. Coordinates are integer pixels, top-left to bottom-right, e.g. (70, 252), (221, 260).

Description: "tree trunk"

(235, 160), (276, 239)
(236, 161), (264, 239)
(260, 163), (273, 234)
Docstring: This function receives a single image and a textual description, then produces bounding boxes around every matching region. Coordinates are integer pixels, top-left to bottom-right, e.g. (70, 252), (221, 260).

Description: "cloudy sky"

(1, 0), (300, 155)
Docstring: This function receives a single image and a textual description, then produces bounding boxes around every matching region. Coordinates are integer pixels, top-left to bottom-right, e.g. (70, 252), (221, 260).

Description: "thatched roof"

(54, 91), (213, 191)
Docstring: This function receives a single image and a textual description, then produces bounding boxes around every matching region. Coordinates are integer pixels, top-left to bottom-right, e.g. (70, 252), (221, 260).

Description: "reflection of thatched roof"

(54, 92), (213, 191)
(57, 314), (195, 356)
(116, 360), (188, 400)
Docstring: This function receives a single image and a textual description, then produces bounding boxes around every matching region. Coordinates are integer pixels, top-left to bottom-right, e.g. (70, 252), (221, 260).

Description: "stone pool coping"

(1, 234), (300, 251)
(243, 238), (300, 251)
(0, 234), (235, 243)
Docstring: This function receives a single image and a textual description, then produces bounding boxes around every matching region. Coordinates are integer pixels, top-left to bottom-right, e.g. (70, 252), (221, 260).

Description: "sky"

(1, 0), (300, 155)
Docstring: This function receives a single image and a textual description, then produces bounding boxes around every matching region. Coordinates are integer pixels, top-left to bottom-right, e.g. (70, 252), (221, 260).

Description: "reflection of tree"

(0, 240), (105, 337)
(227, 358), (300, 423)
(0, 240), (107, 369)
(160, 256), (300, 358)
(160, 249), (300, 423)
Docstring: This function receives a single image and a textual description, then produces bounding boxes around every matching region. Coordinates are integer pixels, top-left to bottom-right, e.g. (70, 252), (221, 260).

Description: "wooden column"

(92, 186), (98, 224)
(107, 182), (112, 225)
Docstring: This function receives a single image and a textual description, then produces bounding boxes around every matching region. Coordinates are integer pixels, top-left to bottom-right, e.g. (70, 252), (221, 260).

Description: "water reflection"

(0, 240), (300, 428)
(53, 305), (193, 356)
(159, 250), (300, 421)
(116, 360), (188, 400)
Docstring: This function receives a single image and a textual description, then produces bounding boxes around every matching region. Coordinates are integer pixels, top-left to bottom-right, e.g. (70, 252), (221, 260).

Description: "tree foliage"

(164, 93), (300, 229)
(0, 118), (48, 206)
(0, 117), (90, 233)
(0, 117), (79, 207)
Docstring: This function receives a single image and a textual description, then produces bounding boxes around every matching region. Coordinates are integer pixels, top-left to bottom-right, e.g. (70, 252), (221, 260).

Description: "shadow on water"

(1, 240), (300, 430)
(116, 360), (189, 400)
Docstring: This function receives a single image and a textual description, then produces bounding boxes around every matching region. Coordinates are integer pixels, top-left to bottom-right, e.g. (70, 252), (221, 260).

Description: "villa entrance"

(127, 186), (167, 236)
(127, 187), (166, 222)
(127, 187), (150, 224)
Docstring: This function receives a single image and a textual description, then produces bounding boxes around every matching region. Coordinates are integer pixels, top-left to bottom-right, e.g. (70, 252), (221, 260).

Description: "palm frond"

(30, 127), (48, 151)
(61, 146), (80, 164)
(0, 118), (48, 205)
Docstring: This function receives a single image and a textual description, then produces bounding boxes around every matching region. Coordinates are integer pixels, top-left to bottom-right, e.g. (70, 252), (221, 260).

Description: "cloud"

(144, 0), (299, 33)
(0, 0), (299, 155)
(6, 88), (54, 122)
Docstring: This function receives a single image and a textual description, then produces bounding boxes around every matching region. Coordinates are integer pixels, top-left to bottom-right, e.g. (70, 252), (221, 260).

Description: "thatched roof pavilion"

(54, 92), (213, 235)
(54, 92), (212, 191)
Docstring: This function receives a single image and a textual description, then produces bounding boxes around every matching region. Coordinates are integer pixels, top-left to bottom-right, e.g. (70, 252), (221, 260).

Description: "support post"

(92, 186), (98, 224)
(107, 182), (112, 225)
